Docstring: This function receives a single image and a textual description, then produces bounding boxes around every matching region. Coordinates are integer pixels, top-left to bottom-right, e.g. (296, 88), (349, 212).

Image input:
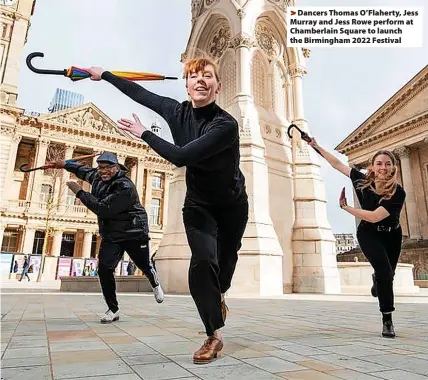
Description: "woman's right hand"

(308, 137), (319, 148)
(84, 67), (105, 81)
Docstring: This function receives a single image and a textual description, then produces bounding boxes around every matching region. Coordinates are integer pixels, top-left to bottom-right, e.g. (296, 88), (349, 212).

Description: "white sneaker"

(153, 285), (164, 303)
(100, 309), (119, 324)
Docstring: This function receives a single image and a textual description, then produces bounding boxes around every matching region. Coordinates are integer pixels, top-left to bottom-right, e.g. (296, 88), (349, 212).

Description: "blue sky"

(17, 0), (427, 234)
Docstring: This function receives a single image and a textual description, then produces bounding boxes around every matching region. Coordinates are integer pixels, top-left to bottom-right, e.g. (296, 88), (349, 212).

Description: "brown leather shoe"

(193, 336), (223, 364)
(221, 299), (229, 322)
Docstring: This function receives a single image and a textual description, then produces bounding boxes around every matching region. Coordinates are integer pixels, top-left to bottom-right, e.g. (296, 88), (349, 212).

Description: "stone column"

(60, 144), (75, 211)
(162, 173), (172, 227)
(0, 223), (6, 249)
(82, 232), (93, 258)
(135, 158), (145, 202)
(22, 226), (36, 254)
(51, 230), (63, 257)
(144, 169), (153, 214)
(130, 159), (137, 183)
(3, 134), (22, 200)
(117, 154), (127, 166)
(29, 139), (50, 204)
(289, 63), (341, 294)
(395, 147), (421, 239)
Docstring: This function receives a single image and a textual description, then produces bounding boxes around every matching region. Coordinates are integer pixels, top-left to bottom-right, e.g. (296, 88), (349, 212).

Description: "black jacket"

(65, 162), (149, 242)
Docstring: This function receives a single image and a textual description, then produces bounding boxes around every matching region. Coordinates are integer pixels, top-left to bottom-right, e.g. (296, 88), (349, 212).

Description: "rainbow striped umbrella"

(26, 52), (177, 82)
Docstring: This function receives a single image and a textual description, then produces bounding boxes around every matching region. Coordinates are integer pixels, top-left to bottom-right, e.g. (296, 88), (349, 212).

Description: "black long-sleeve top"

(102, 71), (247, 207)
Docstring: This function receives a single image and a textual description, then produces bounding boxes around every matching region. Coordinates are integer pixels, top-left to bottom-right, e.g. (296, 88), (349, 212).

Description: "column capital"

(138, 157), (145, 164)
(38, 138), (50, 147)
(147, 169), (156, 175)
(228, 33), (257, 50)
(394, 146), (411, 158)
(288, 63), (307, 77)
(24, 225), (38, 232)
(0, 222), (8, 230)
(65, 143), (76, 150)
(165, 172), (174, 180)
(12, 134), (22, 143)
(423, 136), (428, 145)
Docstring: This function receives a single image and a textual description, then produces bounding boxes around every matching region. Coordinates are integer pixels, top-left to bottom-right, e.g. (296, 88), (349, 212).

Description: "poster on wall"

(121, 261), (129, 276)
(84, 259), (98, 276)
(0, 253), (14, 277)
(29, 255), (42, 277)
(71, 259), (84, 277)
(56, 257), (72, 279)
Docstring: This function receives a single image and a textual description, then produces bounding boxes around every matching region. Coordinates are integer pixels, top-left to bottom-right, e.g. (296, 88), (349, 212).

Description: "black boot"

(382, 313), (395, 338)
(371, 273), (378, 297)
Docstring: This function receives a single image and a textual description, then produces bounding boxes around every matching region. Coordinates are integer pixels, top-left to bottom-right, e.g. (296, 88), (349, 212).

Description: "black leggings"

(183, 200), (249, 336)
(357, 222), (402, 313)
(97, 237), (159, 313)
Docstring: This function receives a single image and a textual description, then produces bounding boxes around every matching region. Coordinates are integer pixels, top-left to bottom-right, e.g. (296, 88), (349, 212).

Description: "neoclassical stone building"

(336, 65), (428, 279)
(0, 0), (173, 266)
(0, 104), (173, 258)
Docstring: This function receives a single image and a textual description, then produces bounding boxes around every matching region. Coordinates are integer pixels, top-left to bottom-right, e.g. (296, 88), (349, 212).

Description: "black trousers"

(183, 200), (249, 336)
(357, 222), (402, 313)
(97, 237), (159, 313)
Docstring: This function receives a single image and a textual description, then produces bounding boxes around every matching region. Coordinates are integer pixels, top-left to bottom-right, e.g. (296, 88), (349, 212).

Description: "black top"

(350, 168), (406, 227)
(102, 71), (247, 207)
(65, 161), (149, 242)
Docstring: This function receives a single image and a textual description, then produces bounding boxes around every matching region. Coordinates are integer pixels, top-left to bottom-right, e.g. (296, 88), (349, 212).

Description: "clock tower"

(0, 0), (36, 105)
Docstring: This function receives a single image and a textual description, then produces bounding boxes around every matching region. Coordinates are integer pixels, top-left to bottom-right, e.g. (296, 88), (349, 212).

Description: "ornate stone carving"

(265, 125), (272, 134)
(394, 146), (411, 158)
(288, 63), (307, 77)
(237, 8), (245, 19)
(275, 128), (282, 138)
(1, 125), (14, 136)
(423, 136), (428, 145)
(255, 23), (280, 59)
(38, 138), (50, 147)
(208, 26), (231, 59)
(228, 33), (258, 50)
(267, 0), (292, 11)
(180, 52), (188, 63)
(302, 48), (311, 58)
(45, 108), (121, 136)
(12, 134), (22, 143)
(191, 0), (219, 21)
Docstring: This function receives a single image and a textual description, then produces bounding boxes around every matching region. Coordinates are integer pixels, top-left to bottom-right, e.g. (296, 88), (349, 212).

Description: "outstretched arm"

(140, 119), (237, 167)
(76, 183), (134, 218)
(64, 162), (97, 184)
(309, 138), (351, 177)
(100, 71), (181, 120)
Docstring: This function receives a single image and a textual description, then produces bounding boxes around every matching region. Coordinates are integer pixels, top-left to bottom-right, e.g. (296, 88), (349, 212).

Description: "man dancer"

(51, 152), (164, 323)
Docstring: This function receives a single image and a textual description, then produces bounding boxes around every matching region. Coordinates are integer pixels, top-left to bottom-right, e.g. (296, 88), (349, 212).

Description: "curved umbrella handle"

(287, 124), (323, 157)
(19, 163), (55, 172)
(26, 52), (67, 76)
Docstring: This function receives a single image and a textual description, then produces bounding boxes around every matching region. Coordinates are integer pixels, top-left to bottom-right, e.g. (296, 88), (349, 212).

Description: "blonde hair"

(182, 55), (221, 82)
(357, 150), (399, 202)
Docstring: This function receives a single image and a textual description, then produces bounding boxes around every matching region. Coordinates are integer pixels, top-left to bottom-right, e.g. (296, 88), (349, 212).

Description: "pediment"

(361, 85), (428, 138)
(39, 103), (131, 138)
(336, 65), (428, 152)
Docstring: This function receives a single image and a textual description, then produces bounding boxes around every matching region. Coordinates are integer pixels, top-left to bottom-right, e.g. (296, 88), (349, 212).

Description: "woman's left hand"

(118, 113), (147, 138)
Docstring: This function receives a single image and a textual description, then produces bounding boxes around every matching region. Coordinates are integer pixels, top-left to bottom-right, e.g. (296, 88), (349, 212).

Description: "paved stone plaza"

(1, 289), (428, 380)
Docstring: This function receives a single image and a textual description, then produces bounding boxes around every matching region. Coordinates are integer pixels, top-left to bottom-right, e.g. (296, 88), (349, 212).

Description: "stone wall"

(337, 239), (428, 279)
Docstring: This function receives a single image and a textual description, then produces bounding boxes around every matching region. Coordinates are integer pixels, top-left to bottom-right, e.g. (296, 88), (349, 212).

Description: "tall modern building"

(48, 88), (84, 113)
